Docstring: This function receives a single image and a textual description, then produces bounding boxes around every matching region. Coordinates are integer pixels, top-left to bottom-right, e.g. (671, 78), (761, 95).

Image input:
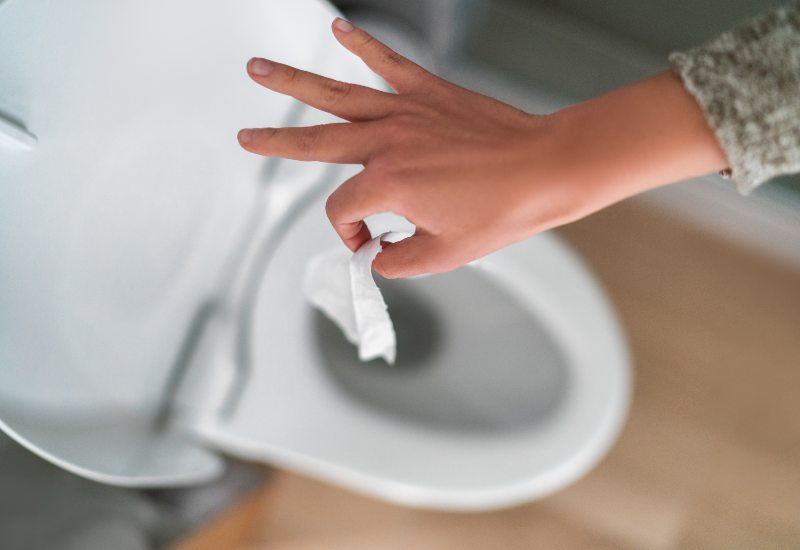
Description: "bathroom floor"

(174, 197), (800, 550)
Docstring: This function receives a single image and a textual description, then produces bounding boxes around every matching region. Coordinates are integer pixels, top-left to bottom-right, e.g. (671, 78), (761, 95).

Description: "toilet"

(0, 0), (630, 510)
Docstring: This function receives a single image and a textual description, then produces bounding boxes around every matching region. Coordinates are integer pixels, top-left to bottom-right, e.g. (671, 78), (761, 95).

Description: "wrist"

(548, 71), (729, 211)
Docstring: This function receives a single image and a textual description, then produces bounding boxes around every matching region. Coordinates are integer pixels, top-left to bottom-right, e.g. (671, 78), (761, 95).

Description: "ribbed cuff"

(669, 5), (800, 194)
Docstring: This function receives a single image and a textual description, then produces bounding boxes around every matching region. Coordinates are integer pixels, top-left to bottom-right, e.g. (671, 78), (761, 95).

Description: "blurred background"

(3, 1), (798, 548)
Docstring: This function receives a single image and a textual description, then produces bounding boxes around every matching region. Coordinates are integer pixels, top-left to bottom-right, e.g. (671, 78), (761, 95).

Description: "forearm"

(551, 70), (729, 213)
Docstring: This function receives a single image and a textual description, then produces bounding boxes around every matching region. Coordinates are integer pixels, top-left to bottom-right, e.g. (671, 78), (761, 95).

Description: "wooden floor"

(175, 198), (800, 550)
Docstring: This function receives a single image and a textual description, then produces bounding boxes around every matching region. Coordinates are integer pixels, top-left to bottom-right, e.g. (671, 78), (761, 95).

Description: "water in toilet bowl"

(312, 267), (571, 435)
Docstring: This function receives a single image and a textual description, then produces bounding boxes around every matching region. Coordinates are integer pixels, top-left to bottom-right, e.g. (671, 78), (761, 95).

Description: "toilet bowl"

(190, 178), (631, 510)
(0, 0), (631, 510)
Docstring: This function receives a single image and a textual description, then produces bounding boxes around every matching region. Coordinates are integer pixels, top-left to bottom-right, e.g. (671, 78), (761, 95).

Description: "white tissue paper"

(305, 233), (399, 364)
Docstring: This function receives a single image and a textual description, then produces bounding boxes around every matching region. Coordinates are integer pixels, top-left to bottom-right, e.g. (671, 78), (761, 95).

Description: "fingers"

(331, 18), (432, 93)
(247, 57), (395, 122)
(238, 122), (376, 163)
(325, 170), (396, 251)
(372, 234), (447, 279)
(325, 170), (447, 277)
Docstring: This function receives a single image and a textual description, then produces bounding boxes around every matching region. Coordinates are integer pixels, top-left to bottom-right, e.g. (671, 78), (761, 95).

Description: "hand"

(238, 18), (728, 278)
(238, 18), (567, 278)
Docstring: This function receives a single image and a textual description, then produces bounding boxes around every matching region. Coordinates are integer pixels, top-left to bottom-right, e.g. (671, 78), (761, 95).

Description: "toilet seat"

(0, 0), (630, 510)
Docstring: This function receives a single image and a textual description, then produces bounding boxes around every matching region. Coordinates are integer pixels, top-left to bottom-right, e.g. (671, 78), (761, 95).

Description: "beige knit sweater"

(669, 4), (800, 194)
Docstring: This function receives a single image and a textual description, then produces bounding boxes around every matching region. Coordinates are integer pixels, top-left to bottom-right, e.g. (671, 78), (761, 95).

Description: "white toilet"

(0, 0), (630, 510)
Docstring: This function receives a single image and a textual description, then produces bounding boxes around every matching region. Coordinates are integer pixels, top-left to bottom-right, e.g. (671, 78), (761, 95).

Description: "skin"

(238, 18), (729, 279)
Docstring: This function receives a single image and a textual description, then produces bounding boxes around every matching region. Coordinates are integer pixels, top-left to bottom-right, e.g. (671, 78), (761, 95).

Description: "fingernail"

(333, 17), (354, 32)
(238, 129), (254, 146)
(249, 58), (274, 77)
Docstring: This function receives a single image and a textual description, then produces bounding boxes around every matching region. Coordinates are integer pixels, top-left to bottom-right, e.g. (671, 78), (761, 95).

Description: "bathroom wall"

(511, 0), (778, 54)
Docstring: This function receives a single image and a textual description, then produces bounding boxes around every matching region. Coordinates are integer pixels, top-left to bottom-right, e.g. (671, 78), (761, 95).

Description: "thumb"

(373, 234), (446, 279)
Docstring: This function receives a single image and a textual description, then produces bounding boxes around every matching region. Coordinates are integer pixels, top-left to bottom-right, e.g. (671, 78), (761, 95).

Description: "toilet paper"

(305, 234), (397, 364)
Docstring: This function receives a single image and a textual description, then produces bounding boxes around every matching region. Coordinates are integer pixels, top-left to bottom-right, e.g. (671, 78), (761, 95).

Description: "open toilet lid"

(0, 0), (380, 485)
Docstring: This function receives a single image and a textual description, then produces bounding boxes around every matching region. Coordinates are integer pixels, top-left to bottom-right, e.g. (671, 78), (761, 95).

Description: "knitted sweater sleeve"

(669, 4), (800, 194)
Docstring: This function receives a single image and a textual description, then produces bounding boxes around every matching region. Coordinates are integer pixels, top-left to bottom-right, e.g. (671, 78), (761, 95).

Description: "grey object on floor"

(0, 434), (156, 550)
(0, 434), (266, 550)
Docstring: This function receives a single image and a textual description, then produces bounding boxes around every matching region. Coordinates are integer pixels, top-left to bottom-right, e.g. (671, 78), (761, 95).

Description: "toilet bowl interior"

(198, 184), (630, 510)
(313, 270), (570, 436)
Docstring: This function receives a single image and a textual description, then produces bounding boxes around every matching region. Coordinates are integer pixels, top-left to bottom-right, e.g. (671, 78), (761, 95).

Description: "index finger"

(325, 170), (401, 251)
(247, 57), (396, 122)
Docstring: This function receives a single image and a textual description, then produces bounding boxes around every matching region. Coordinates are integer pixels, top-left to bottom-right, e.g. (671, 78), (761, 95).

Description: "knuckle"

(358, 33), (377, 50)
(252, 127), (278, 149)
(325, 179), (354, 221)
(322, 79), (352, 107)
(295, 126), (322, 159)
(324, 192), (338, 220)
(283, 65), (300, 85)
(380, 47), (405, 67)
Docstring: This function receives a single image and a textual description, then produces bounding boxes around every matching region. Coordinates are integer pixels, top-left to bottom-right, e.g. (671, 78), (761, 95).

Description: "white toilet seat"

(197, 183), (631, 511)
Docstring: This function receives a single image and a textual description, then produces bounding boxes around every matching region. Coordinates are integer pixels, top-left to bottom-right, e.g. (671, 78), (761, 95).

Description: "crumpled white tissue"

(304, 233), (398, 364)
